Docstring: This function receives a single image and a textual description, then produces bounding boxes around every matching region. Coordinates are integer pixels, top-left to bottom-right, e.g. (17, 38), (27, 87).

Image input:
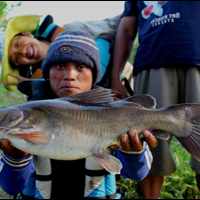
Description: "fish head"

(0, 107), (24, 134)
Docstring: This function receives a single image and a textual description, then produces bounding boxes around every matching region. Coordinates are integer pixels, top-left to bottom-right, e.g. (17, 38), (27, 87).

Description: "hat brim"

(2, 15), (41, 91)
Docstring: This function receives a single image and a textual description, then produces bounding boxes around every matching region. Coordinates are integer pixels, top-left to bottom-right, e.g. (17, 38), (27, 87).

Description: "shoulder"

(18, 80), (55, 100)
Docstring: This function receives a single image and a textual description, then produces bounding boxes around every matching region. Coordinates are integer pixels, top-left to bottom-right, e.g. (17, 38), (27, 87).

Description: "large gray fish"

(1, 88), (200, 174)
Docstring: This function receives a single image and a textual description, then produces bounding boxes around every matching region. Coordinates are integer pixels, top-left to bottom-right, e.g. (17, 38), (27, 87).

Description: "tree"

(0, 1), (7, 31)
(0, 1), (23, 32)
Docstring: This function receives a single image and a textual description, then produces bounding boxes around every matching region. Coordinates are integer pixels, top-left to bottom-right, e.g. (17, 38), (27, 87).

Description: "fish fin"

(9, 131), (54, 145)
(15, 124), (35, 129)
(151, 131), (170, 140)
(123, 94), (156, 109)
(167, 103), (200, 161)
(58, 88), (118, 105)
(92, 151), (122, 174)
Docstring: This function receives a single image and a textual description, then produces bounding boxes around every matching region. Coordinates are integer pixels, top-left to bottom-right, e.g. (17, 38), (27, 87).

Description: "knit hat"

(41, 29), (102, 84)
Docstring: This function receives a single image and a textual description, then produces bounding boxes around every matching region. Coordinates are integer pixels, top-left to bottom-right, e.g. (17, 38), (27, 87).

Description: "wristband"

(119, 142), (145, 154)
(2, 153), (32, 168)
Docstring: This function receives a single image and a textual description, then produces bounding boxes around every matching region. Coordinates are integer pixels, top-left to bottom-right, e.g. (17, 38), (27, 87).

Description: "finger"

(128, 129), (143, 152)
(0, 139), (14, 153)
(120, 134), (131, 151)
(0, 139), (29, 159)
(142, 130), (158, 148)
(109, 145), (119, 151)
(4, 82), (19, 86)
(8, 73), (29, 81)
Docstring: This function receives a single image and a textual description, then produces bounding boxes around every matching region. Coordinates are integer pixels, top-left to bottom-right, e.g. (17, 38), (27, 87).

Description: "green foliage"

(0, 81), (26, 108)
(0, 1), (23, 32)
(0, 1), (7, 17)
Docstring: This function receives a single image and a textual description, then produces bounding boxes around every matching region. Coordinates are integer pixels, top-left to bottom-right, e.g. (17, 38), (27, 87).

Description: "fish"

(1, 87), (200, 174)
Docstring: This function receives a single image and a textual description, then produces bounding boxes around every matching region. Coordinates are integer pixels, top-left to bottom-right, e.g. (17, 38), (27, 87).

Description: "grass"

(0, 81), (26, 108)
(0, 81), (199, 199)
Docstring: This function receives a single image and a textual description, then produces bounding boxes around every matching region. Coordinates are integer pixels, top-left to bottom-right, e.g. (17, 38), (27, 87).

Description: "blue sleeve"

(117, 142), (153, 181)
(121, 1), (139, 18)
(0, 153), (34, 196)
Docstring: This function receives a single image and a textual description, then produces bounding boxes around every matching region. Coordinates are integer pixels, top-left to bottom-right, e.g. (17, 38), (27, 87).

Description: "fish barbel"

(1, 87), (200, 174)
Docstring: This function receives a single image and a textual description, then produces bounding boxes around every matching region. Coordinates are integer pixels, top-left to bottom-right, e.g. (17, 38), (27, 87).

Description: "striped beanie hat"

(41, 29), (101, 84)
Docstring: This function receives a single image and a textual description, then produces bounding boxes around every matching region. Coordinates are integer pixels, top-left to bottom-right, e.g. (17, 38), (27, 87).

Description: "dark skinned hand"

(0, 139), (29, 159)
(109, 129), (158, 151)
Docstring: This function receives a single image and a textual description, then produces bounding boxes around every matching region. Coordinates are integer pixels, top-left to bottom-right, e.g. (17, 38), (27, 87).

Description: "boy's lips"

(61, 85), (79, 90)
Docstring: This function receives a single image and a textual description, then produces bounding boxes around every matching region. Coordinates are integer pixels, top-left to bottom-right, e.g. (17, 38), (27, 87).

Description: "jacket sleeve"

(0, 152), (34, 196)
(117, 142), (153, 181)
(64, 16), (120, 41)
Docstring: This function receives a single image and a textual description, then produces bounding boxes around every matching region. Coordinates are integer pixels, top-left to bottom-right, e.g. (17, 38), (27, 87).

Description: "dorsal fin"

(122, 94), (156, 109)
(58, 88), (119, 105)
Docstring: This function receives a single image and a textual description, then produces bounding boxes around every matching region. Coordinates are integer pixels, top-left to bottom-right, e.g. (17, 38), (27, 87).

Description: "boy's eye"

(78, 64), (88, 70)
(15, 39), (20, 47)
(57, 64), (64, 69)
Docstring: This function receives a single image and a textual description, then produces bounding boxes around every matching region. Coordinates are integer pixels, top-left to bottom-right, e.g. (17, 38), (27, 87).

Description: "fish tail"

(168, 103), (200, 161)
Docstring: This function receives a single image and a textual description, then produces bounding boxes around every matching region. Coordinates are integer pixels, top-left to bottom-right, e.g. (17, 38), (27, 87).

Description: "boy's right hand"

(0, 139), (29, 159)
(3, 73), (29, 86)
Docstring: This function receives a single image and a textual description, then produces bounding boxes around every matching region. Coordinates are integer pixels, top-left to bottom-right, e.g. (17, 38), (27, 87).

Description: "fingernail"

(143, 130), (150, 138)
(122, 136), (127, 143)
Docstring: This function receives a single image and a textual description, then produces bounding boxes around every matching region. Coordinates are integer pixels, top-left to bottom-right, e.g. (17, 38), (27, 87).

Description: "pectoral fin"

(92, 151), (122, 174)
(9, 130), (54, 145)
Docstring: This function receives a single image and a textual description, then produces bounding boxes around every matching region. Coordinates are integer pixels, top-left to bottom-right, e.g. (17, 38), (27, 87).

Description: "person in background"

(1, 14), (121, 91)
(110, 1), (200, 199)
(0, 29), (158, 199)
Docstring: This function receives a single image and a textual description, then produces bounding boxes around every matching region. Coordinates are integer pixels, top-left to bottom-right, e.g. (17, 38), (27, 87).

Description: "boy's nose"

(15, 47), (26, 57)
(63, 67), (77, 80)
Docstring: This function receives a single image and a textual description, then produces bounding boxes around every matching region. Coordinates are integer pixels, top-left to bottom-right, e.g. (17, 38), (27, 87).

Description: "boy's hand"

(3, 73), (29, 86)
(109, 129), (158, 151)
(0, 139), (29, 159)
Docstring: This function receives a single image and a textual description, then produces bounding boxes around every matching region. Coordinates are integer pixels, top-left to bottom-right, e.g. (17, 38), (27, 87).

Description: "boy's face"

(49, 61), (93, 98)
(8, 32), (47, 66)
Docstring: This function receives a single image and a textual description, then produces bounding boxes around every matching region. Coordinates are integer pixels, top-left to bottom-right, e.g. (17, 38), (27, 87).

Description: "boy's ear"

(20, 32), (34, 38)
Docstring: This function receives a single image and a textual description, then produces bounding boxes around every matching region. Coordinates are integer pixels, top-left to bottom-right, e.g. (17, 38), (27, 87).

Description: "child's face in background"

(8, 32), (48, 66)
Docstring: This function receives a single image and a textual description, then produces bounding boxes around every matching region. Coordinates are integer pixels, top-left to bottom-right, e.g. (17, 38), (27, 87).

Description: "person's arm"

(0, 139), (33, 195)
(3, 73), (29, 86)
(110, 15), (138, 99)
(64, 15), (120, 41)
(0, 152), (34, 195)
